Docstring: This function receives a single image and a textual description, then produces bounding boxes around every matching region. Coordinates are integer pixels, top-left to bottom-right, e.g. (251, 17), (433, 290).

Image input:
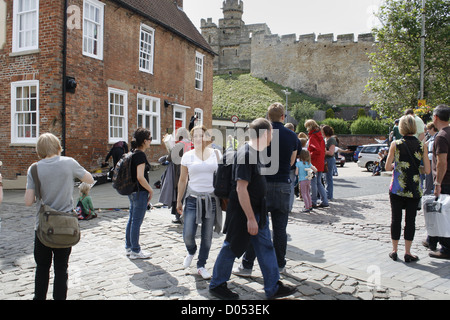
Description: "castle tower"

(201, 0), (269, 74)
(219, 0), (244, 31)
(221, 0), (244, 23)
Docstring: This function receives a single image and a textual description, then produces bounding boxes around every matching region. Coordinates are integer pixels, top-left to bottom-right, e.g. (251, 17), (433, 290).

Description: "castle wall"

(201, 15), (271, 75)
(251, 33), (377, 106)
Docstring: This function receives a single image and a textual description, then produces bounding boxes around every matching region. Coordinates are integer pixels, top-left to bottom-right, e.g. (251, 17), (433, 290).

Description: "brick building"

(0, 0), (214, 182)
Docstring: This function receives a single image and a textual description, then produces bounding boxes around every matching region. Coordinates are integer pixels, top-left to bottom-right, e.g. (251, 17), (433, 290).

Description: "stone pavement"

(0, 163), (449, 301)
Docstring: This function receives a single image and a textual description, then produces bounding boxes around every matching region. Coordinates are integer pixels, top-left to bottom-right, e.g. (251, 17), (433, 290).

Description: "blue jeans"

(325, 156), (336, 200)
(289, 169), (296, 212)
(243, 181), (290, 269)
(209, 215), (280, 298)
(311, 171), (329, 206)
(183, 196), (216, 268)
(126, 190), (149, 253)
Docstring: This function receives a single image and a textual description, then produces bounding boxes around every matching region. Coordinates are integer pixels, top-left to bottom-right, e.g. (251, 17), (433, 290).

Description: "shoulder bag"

(31, 163), (80, 248)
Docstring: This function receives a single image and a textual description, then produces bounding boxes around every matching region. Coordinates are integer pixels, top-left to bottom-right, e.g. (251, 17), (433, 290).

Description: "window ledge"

(9, 49), (41, 57)
(9, 143), (36, 147)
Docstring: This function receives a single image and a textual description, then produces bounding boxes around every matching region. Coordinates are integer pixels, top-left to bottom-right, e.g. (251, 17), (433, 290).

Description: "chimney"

(175, 0), (183, 10)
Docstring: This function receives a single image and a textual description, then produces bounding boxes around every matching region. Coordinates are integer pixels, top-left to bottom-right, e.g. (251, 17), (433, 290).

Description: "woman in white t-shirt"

(176, 125), (222, 280)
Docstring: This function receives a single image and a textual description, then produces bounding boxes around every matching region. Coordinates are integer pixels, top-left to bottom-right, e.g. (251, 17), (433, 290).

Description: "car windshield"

(361, 146), (379, 154)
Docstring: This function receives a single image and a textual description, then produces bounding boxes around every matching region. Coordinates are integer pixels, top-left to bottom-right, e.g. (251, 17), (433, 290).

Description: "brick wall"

(337, 135), (388, 148)
(0, 0), (64, 179)
(0, 0), (213, 179)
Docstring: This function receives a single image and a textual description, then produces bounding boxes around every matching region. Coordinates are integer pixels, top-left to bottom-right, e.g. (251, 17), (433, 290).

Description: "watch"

(434, 182), (441, 186)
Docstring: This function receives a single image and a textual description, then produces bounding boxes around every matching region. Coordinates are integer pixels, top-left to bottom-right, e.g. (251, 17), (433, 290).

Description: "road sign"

(418, 100), (427, 107)
(231, 115), (239, 124)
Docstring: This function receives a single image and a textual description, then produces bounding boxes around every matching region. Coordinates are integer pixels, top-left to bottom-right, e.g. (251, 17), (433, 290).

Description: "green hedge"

(350, 117), (389, 135)
(320, 118), (351, 134)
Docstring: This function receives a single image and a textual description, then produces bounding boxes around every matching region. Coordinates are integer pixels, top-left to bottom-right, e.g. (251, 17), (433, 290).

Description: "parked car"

(357, 144), (388, 172)
(353, 145), (363, 162)
(335, 153), (346, 167)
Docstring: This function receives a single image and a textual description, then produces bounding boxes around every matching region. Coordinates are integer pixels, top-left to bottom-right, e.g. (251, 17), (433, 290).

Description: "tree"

(366, 0), (449, 118)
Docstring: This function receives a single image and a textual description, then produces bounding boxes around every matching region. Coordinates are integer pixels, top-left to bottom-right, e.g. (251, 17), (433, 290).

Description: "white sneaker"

(126, 248), (132, 256)
(197, 267), (211, 280)
(232, 264), (252, 277)
(129, 250), (151, 260)
(183, 254), (195, 269)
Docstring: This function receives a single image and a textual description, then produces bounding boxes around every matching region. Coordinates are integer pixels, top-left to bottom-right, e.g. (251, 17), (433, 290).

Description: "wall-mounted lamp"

(65, 76), (77, 93)
(164, 100), (171, 108)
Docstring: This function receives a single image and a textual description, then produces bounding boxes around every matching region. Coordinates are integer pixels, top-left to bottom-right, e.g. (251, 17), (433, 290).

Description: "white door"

(173, 104), (190, 133)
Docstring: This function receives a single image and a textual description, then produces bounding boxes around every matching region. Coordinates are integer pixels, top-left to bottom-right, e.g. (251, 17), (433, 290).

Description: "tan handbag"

(31, 164), (80, 248)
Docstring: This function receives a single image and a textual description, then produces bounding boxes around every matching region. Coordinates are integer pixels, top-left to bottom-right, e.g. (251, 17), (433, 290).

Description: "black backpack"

(214, 149), (237, 200)
(112, 151), (138, 195)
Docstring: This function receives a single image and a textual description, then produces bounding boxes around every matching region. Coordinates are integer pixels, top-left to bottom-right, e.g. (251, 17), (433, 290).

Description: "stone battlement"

(201, 0), (377, 106)
(253, 32), (375, 45)
(200, 18), (217, 28)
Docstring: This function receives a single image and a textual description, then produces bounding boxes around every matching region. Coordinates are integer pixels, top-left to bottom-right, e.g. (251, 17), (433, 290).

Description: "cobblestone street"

(1, 163), (449, 302)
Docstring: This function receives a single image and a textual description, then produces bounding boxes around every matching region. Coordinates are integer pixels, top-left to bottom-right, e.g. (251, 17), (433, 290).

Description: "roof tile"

(112, 0), (214, 55)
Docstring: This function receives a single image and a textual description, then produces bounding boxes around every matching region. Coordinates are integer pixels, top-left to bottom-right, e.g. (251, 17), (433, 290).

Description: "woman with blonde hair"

(177, 125), (222, 279)
(385, 115), (430, 262)
(160, 127), (193, 224)
(25, 133), (94, 300)
(76, 182), (96, 220)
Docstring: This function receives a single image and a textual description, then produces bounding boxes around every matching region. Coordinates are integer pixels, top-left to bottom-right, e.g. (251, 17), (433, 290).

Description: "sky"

(184, 0), (384, 39)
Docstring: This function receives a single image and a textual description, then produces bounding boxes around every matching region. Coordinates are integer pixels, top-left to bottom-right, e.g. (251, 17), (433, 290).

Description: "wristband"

(434, 182), (441, 186)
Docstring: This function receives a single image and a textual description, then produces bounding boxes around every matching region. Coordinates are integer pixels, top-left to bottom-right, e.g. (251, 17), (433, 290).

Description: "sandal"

(389, 252), (398, 261)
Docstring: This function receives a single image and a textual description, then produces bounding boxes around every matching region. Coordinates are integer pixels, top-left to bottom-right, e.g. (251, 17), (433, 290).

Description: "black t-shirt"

(433, 126), (450, 185)
(224, 143), (267, 257)
(266, 122), (298, 183)
(130, 150), (150, 192)
(291, 138), (302, 170)
(234, 143), (267, 210)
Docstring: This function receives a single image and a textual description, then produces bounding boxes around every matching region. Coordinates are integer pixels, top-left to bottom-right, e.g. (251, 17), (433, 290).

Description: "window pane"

(17, 125), (24, 138)
(152, 116), (157, 138)
(139, 27), (154, 72)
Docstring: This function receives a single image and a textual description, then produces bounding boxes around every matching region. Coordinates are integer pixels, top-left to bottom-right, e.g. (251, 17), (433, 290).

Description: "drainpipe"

(61, 0), (68, 156)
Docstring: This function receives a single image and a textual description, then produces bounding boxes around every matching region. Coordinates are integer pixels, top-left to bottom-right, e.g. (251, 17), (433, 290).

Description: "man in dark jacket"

(103, 141), (129, 168)
(209, 118), (296, 300)
(427, 104), (450, 260)
(236, 103), (298, 275)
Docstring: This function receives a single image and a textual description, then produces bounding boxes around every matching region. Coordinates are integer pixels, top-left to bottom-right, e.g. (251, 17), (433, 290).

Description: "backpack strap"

(30, 163), (41, 200)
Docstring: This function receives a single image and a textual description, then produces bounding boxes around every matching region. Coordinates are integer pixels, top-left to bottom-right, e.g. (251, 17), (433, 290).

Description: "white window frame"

(195, 51), (204, 91)
(108, 88), (128, 144)
(194, 108), (203, 126)
(173, 104), (190, 133)
(137, 94), (161, 144)
(11, 80), (39, 144)
(12, 0), (39, 53)
(82, 0), (104, 60)
(139, 24), (155, 74)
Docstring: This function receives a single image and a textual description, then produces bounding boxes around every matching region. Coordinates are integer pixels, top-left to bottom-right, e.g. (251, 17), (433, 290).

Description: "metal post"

(282, 89), (291, 119)
(420, 0), (426, 100)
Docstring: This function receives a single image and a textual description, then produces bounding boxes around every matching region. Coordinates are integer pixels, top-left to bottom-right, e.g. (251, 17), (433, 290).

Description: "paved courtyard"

(0, 163), (449, 302)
